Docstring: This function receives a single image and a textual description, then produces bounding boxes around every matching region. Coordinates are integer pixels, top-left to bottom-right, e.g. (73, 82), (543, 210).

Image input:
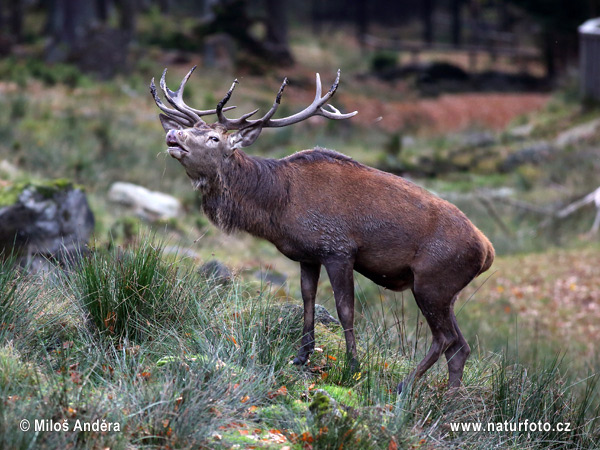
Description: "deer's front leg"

(292, 262), (321, 365)
(324, 259), (359, 371)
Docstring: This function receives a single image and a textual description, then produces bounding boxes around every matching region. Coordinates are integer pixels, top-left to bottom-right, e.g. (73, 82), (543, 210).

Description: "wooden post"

(579, 18), (600, 101)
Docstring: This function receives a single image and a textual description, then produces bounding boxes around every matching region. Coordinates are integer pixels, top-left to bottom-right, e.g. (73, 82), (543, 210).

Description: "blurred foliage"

(0, 57), (91, 88)
(370, 50), (398, 73)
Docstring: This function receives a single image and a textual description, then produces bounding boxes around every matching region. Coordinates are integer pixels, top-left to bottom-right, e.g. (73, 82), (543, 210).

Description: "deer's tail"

(478, 237), (495, 276)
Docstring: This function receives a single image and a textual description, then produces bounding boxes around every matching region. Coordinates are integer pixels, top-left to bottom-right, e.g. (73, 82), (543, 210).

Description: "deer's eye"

(209, 136), (219, 142)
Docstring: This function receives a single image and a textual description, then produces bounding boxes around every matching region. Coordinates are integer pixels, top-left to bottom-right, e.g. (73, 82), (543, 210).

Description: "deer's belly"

(354, 263), (414, 292)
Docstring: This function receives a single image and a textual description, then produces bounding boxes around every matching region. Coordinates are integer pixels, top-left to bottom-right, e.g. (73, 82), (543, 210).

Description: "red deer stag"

(150, 67), (494, 392)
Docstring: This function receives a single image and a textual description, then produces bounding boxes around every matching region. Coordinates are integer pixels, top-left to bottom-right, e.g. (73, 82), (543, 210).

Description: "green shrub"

(370, 50), (398, 73)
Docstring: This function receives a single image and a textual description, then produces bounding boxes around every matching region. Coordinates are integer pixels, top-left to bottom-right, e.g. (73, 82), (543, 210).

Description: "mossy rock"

(0, 177), (94, 265)
(319, 385), (361, 408)
(0, 178), (77, 208)
(309, 389), (347, 423)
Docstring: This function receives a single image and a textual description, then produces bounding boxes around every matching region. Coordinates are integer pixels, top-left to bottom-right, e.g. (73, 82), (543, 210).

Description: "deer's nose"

(166, 130), (178, 146)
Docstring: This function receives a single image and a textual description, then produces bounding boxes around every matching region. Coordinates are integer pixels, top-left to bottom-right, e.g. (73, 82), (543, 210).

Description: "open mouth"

(167, 143), (188, 153)
(167, 143), (188, 160)
(166, 133), (188, 154)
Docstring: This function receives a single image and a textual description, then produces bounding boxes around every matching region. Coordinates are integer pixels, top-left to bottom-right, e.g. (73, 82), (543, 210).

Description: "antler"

(215, 69), (357, 131)
(150, 66), (235, 127)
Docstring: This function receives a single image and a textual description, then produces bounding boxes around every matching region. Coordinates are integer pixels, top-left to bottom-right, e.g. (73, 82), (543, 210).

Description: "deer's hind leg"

(397, 268), (469, 393)
(444, 303), (471, 388)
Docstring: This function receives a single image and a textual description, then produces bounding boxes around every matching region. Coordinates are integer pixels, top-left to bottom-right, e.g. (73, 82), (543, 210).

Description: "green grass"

(0, 240), (598, 449)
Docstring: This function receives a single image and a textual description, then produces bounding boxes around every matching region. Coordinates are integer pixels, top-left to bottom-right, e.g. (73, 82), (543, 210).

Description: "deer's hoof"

(292, 355), (308, 366)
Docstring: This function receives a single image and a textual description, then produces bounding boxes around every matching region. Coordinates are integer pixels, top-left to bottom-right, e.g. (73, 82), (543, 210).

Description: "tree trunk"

(265, 0), (293, 65)
(422, 0), (434, 45)
(157, 0), (169, 13)
(10, 0), (24, 42)
(118, 0), (137, 36)
(355, 0), (368, 48)
(62, 0), (77, 45)
(542, 29), (555, 79)
(96, 0), (109, 23)
(451, 0), (462, 47)
(0, 0), (5, 33)
(310, 0), (321, 34)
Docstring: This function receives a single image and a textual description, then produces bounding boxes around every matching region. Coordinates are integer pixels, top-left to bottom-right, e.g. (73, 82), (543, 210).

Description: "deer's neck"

(201, 150), (288, 239)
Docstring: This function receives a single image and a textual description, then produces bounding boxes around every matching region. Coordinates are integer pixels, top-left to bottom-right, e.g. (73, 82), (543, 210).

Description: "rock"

(508, 123), (535, 140)
(500, 141), (555, 171)
(309, 389), (345, 423)
(309, 389), (358, 433)
(554, 118), (600, 148)
(279, 303), (340, 327)
(108, 182), (183, 221)
(0, 179), (94, 269)
(457, 131), (497, 148)
(198, 259), (233, 284)
(315, 304), (340, 326)
(253, 269), (288, 286)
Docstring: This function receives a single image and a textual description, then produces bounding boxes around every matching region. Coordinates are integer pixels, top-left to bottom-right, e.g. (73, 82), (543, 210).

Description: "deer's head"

(150, 67), (356, 189)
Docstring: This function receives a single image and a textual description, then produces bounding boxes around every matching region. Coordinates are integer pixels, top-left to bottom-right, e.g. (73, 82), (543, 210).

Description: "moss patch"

(0, 178), (77, 207)
(319, 385), (361, 408)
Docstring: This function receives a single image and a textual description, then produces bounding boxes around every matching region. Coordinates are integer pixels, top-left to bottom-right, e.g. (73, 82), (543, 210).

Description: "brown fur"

(162, 123), (494, 393)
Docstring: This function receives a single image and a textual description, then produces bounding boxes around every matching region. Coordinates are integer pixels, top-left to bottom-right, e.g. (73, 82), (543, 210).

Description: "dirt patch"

(341, 92), (550, 135)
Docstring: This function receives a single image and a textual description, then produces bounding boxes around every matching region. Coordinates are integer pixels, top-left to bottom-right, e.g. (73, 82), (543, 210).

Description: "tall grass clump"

(0, 253), (39, 344)
(70, 239), (195, 342)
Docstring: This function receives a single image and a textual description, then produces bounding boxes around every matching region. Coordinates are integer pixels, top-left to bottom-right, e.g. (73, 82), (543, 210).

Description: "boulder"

(309, 389), (345, 423)
(198, 259), (233, 285)
(108, 182), (183, 221)
(457, 130), (497, 149)
(500, 141), (555, 171)
(554, 118), (600, 149)
(279, 303), (340, 327)
(309, 389), (357, 432)
(0, 179), (94, 269)
(253, 269), (288, 286)
(508, 123), (535, 140)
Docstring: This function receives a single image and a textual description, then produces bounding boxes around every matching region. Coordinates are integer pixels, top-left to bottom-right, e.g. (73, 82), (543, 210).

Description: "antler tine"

(160, 67), (202, 124)
(216, 79), (239, 126)
(214, 70), (356, 132)
(314, 73), (322, 101)
(150, 78), (195, 127)
(263, 70), (357, 128)
(318, 104), (358, 120)
(260, 77), (289, 123)
(217, 77), (289, 130)
(151, 67), (237, 128)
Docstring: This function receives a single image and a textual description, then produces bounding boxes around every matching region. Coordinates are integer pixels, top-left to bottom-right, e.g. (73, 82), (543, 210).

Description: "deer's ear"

(228, 124), (263, 149)
(159, 114), (184, 132)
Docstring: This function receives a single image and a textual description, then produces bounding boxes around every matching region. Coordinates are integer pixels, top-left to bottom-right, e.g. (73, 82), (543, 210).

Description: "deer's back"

(275, 149), (493, 288)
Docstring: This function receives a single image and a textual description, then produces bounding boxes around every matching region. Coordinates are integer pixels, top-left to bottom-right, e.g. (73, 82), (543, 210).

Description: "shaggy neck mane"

(200, 150), (289, 237)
